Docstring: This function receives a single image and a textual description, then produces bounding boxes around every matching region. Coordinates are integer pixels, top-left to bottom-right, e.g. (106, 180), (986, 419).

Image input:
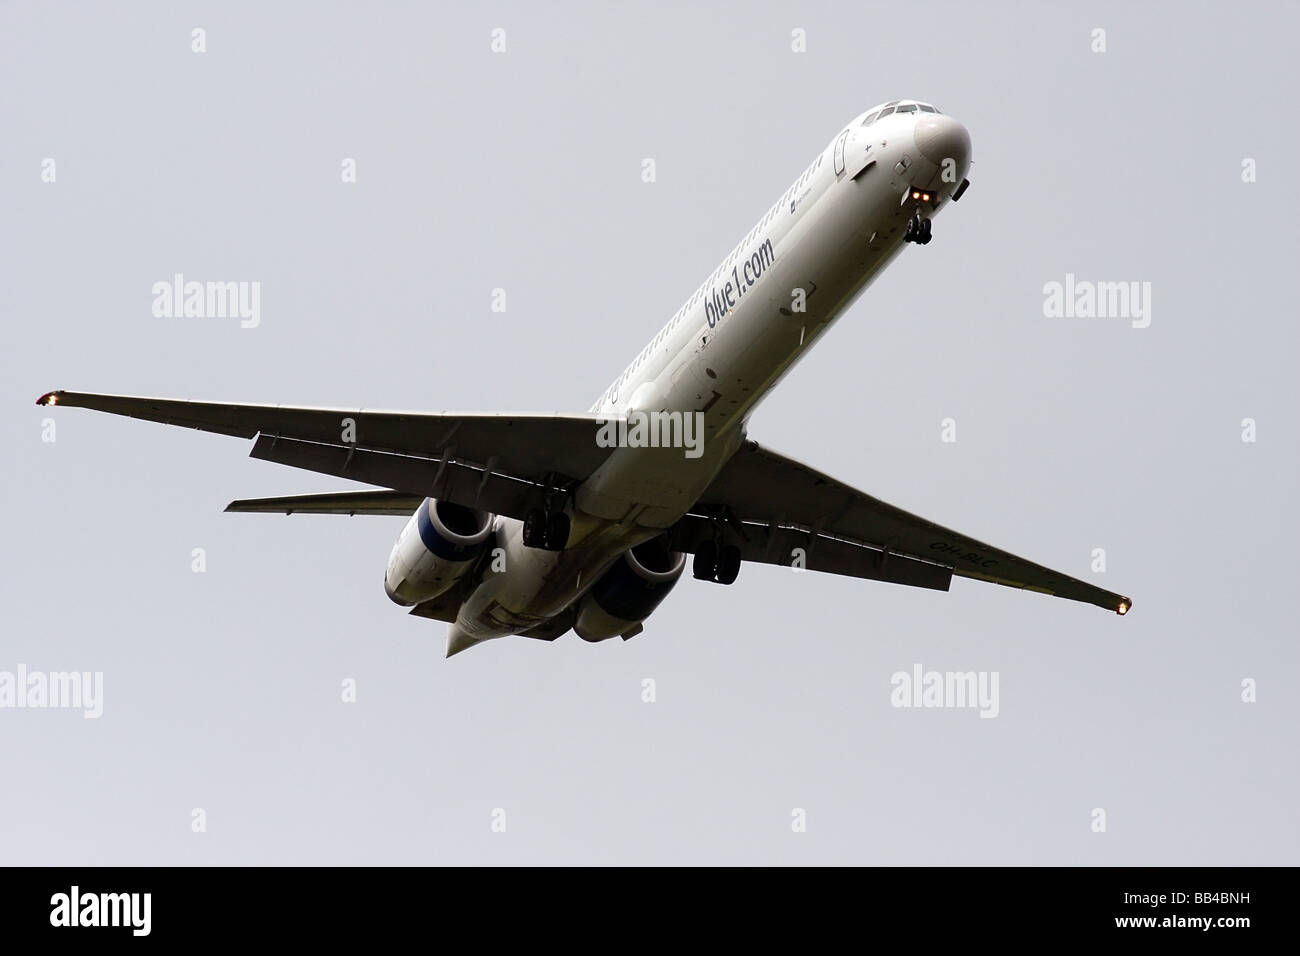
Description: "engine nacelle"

(384, 498), (494, 606)
(574, 536), (685, 642)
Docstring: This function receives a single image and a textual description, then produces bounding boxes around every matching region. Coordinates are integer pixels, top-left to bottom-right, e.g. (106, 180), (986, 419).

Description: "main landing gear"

(523, 508), (569, 551)
(522, 475), (572, 551)
(904, 212), (932, 245)
(692, 539), (742, 585)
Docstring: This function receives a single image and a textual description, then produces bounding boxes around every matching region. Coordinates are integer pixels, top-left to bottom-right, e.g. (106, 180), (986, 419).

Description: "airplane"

(36, 99), (1131, 657)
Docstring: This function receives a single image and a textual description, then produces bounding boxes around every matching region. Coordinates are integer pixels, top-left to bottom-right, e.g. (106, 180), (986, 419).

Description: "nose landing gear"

(904, 212), (932, 245)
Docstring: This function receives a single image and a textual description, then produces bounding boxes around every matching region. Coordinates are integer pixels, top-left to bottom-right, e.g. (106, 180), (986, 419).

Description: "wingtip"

(1116, 597), (1133, 617)
(36, 390), (62, 406)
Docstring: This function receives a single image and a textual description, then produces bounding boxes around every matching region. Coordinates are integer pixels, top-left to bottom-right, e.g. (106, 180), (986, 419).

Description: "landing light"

(922, 193), (931, 202)
(911, 191), (920, 199)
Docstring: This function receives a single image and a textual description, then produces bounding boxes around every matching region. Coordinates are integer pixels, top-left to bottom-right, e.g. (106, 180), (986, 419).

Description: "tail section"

(445, 623), (480, 658)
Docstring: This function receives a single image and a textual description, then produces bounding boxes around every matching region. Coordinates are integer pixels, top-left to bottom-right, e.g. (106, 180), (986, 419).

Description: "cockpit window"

(918, 104), (938, 113)
(896, 104), (918, 114)
(861, 110), (880, 126)
(876, 106), (895, 118)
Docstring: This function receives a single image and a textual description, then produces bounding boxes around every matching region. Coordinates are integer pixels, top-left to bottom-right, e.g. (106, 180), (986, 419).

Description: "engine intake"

(575, 536), (685, 642)
(384, 498), (493, 606)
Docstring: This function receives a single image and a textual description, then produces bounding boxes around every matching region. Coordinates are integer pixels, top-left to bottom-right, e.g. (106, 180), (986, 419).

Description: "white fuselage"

(446, 103), (972, 643)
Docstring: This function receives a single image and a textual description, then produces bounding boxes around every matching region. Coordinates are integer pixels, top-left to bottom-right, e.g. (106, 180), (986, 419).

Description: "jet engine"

(574, 536), (685, 642)
(384, 498), (494, 606)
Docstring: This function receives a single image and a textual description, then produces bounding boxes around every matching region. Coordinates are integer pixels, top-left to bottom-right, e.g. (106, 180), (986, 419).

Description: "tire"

(545, 512), (570, 551)
(692, 541), (718, 580)
(523, 509), (546, 548)
(716, 545), (742, 585)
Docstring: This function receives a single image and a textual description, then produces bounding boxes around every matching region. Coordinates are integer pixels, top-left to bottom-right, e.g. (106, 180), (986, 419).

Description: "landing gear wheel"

(919, 218), (932, 244)
(693, 541), (718, 581)
(904, 215), (917, 242)
(544, 512), (570, 551)
(716, 545), (742, 585)
(523, 508), (547, 548)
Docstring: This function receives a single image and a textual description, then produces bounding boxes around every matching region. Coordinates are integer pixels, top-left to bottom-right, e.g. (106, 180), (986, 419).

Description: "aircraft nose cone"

(914, 114), (971, 170)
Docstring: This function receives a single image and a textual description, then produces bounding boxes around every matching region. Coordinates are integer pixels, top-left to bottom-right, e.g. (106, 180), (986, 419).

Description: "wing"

(36, 389), (615, 519)
(671, 441), (1132, 615)
(225, 490), (425, 515)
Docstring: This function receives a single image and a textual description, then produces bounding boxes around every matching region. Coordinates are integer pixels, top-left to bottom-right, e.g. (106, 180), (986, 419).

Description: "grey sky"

(2, 1), (1296, 864)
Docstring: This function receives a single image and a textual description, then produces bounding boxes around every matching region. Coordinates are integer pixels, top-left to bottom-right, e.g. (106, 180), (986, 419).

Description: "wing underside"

(672, 441), (1131, 614)
(38, 390), (1131, 615)
(225, 490), (425, 515)
(37, 389), (615, 520)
